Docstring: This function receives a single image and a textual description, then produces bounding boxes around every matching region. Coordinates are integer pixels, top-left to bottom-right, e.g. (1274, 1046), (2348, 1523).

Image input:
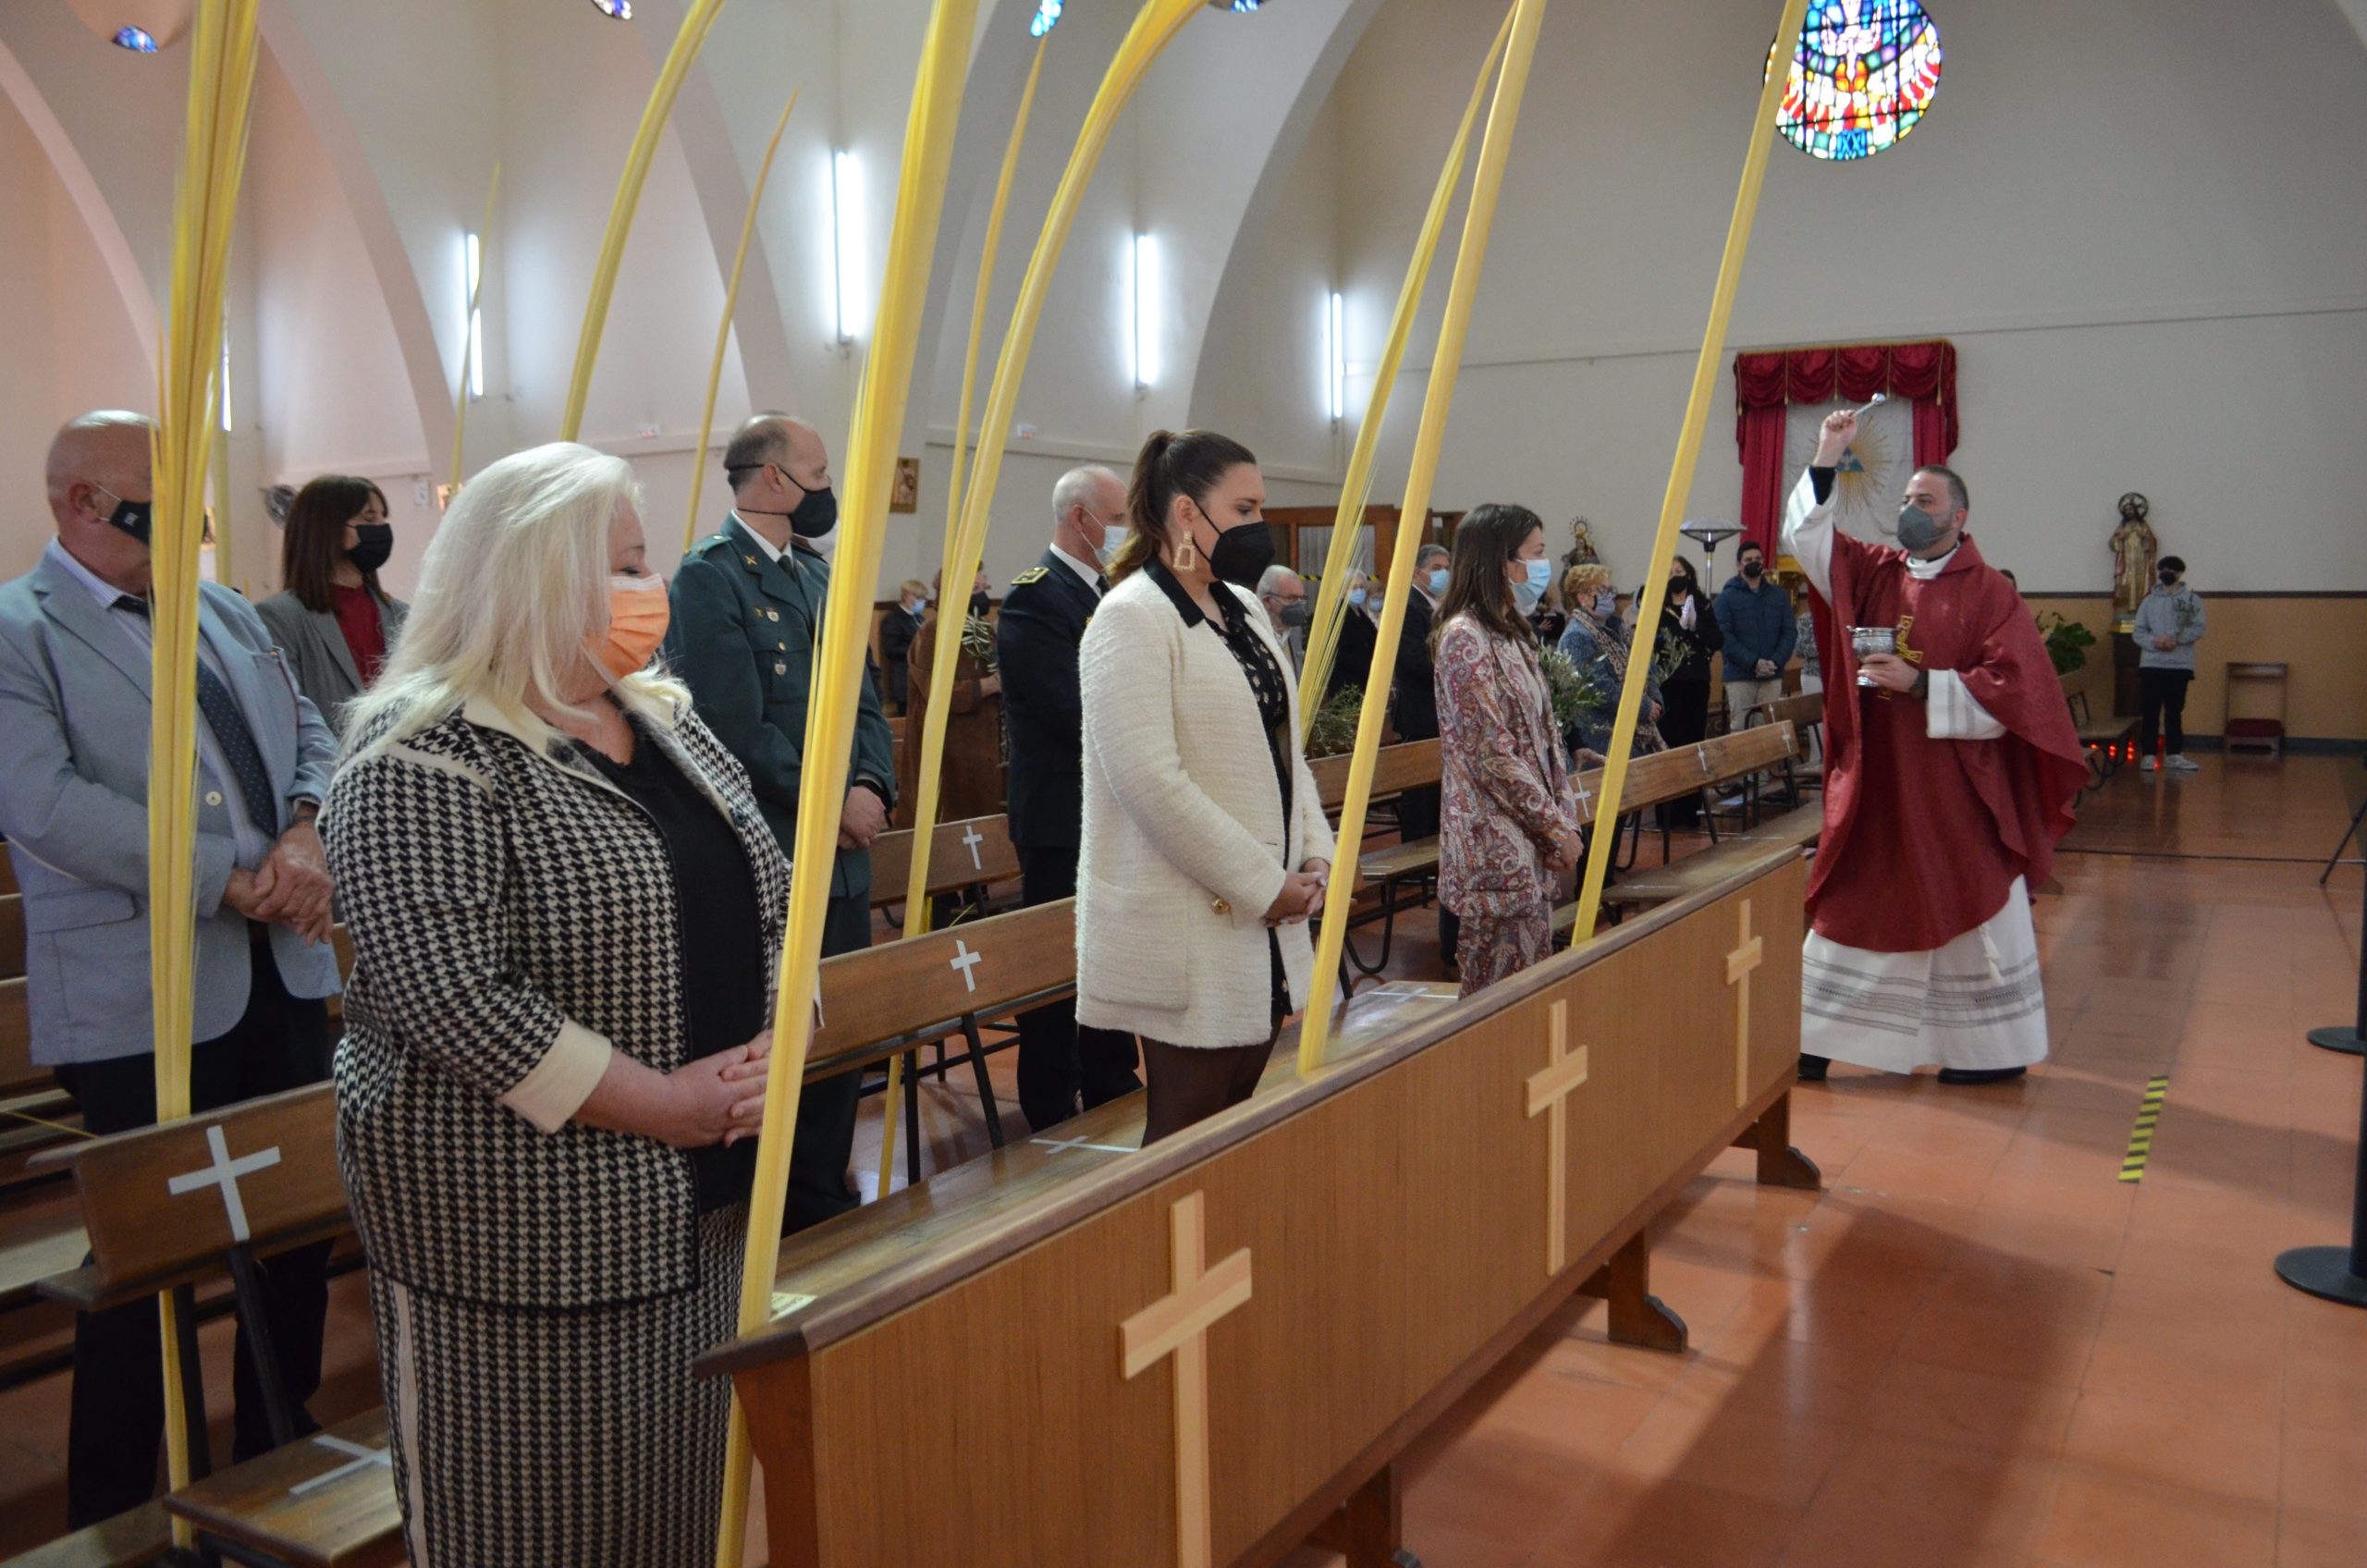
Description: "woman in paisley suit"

(1432, 504), (1583, 997)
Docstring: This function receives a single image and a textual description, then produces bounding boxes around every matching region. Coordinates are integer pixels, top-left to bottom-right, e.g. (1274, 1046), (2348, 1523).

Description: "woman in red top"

(256, 476), (410, 741)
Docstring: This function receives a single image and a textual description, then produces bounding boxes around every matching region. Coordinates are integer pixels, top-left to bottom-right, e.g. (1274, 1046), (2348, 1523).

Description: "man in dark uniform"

(666, 412), (896, 1231)
(1393, 543), (1453, 964)
(997, 465), (1141, 1131)
(876, 578), (926, 714)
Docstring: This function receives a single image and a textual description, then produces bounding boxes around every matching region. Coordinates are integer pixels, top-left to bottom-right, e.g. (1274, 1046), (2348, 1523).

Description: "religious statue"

(2108, 493), (2158, 627)
(1565, 515), (1599, 568)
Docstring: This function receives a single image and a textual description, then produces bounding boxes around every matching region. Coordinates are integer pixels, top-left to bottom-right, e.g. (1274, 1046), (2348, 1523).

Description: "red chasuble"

(1809, 532), (2085, 953)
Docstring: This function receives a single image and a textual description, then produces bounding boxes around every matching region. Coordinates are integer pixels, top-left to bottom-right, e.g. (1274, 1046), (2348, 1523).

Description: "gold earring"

(1172, 529), (1197, 571)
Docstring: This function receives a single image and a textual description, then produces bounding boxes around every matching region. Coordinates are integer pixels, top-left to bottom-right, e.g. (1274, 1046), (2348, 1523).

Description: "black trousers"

(1657, 679), (1713, 826)
(2139, 668), (2191, 757)
(785, 893), (874, 1233)
(1393, 784), (1457, 963)
(1012, 843), (1141, 1133)
(53, 925), (333, 1529)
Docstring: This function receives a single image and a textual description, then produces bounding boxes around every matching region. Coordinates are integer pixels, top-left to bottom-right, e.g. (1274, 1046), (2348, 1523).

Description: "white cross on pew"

(1524, 999), (1589, 1275)
(1728, 899), (1764, 1108)
(960, 823), (986, 870)
(166, 1124), (281, 1243)
(288, 1435), (391, 1496)
(1121, 1192), (1253, 1568)
(1032, 1135), (1132, 1156)
(949, 937), (984, 993)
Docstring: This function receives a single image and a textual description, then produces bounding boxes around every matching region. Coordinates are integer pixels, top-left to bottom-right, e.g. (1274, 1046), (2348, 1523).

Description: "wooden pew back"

(1748, 692), (1823, 738)
(31, 1082), (343, 1310)
(866, 815), (1023, 909)
(809, 899), (1074, 1078)
(0, 894), (21, 985)
(1, 980), (35, 1099)
(1311, 739), (1441, 815)
(1569, 722), (1796, 829)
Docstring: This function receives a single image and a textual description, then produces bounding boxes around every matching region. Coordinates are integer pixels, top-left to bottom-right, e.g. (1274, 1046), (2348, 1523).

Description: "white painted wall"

(14, 0), (2364, 607)
(0, 88), (155, 581)
(1298, 0), (2367, 594)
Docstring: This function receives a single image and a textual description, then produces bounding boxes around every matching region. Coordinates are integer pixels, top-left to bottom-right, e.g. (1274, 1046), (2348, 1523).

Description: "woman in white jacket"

(1077, 430), (1335, 1142)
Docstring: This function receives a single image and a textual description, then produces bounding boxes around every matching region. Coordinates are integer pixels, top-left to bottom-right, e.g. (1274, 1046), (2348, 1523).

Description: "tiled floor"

(0, 753), (2358, 1564)
(1279, 753), (2367, 1568)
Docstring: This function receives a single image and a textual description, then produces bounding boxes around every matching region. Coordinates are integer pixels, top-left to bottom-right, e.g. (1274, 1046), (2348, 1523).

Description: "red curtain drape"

(1734, 340), (1958, 556)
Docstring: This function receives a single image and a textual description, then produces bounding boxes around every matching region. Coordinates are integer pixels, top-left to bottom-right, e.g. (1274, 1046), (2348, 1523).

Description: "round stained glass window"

(1772, 1), (1944, 162)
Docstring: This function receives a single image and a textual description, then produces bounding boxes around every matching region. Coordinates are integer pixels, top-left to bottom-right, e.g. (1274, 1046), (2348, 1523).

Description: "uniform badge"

(1011, 567), (1049, 586)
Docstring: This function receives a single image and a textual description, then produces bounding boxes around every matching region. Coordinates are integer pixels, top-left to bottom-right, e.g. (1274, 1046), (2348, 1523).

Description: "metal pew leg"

(1580, 1230), (1686, 1354)
(960, 1017), (1007, 1149)
(225, 1247), (296, 1451)
(171, 1282), (215, 1480)
(1343, 881), (1399, 977)
(903, 1049), (924, 1188)
(1306, 1459), (1421, 1568)
(1730, 1087), (1822, 1191)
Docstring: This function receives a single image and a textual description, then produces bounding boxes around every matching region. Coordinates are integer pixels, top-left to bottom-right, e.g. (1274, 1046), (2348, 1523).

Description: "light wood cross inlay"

(1120, 1191), (1254, 1568)
(1525, 999), (1589, 1275)
(1727, 899), (1764, 1108)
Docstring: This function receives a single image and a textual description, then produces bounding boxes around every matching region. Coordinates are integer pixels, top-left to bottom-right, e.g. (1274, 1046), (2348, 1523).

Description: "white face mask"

(1094, 519), (1127, 568)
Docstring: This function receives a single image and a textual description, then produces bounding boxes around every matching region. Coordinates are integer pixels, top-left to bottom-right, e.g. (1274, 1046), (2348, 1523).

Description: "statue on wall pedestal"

(1564, 516), (1599, 569)
(2108, 493), (2158, 629)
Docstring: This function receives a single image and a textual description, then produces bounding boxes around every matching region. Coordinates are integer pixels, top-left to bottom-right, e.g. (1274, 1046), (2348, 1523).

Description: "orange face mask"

(600, 572), (671, 680)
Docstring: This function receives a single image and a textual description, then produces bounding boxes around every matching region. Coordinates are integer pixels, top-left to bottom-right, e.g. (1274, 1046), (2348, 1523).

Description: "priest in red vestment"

(1784, 409), (2087, 1084)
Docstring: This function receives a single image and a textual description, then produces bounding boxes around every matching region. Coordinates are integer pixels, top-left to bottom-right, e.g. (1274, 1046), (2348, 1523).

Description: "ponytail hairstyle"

(1431, 502), (1545, 659)
(1110, 427), (1258, 583)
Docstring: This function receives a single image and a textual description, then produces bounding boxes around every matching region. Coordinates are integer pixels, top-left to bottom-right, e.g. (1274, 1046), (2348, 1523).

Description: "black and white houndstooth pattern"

(323, 700), (788, 1309)
(374, 1207), (745, 1566)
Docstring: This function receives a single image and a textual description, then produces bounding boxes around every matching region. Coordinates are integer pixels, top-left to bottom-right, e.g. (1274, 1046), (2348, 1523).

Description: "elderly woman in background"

(1433, 504), (1582, 995)
(323, 443), (785, 1566)
(1078, 429), (1334, 1142)
(255, 476), (408, 740)
(1558, 562), (1664, 761)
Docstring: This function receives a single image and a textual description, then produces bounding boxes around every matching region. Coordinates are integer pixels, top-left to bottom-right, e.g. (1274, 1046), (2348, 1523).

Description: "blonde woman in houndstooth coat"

(324, 444), (788, 1566)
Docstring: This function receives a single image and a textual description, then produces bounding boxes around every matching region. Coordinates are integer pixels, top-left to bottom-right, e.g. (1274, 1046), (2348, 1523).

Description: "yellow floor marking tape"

(2118, 1075), (2169, 1182)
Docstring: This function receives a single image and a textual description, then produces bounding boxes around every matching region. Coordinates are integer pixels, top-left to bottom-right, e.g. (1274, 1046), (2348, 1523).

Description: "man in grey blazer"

(0, 412), (342, 1527)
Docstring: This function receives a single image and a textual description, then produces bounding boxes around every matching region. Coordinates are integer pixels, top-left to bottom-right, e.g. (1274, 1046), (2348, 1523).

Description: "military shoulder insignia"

(1011, 567), (1049, 586)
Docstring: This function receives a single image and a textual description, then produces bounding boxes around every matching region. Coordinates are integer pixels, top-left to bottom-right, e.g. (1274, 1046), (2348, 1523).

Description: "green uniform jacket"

(666, 516), (897, 901)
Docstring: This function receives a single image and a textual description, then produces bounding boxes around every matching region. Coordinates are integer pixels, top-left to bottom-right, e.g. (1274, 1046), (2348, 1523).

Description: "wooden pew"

(1308, 741), (1444, 975)
(0, 1501), (171, 1568)
(1745, 690), (1824, 806)
(1, 894), (21, 983)
(814, 898), (1075, 1185)
(1597, 802), (1824, 916)
(1541, 724), (1800, 943)
(28, 1085), (402, 1568)
(1308, 738), (1441, 816)
(165, 1409), (403, 1568)
(1, 980), (36, 1099)
(2063, 668), (2136, 795)
(865, 814), (1023, 912)
(702, 855), (1817, 1568)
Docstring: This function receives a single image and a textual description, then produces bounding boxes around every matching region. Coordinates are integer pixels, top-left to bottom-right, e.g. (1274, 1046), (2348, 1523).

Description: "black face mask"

(790, 484), (837, 538)
(1741, 559), (1764, 581)
(97, 488), (153, 546)
(968, 591), (991, 618)
(2157, 569), (2177, 586)
(347, 523), (394, 574)
(1200, 504), (1277, 591)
